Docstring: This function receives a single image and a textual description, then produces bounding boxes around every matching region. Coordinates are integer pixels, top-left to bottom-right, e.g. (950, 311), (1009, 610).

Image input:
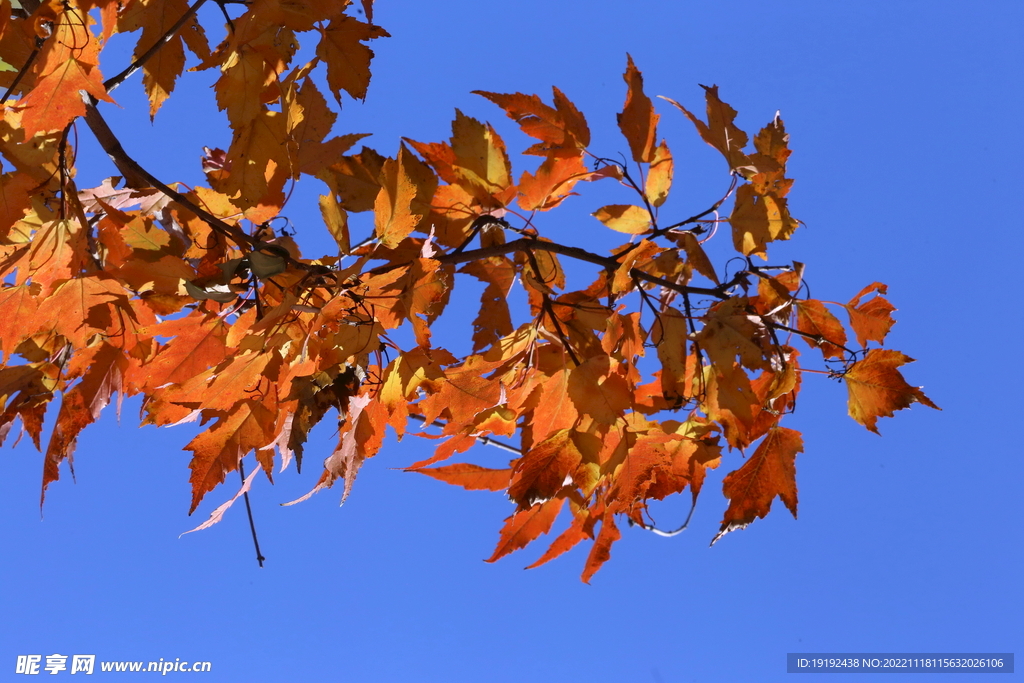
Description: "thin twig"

(238, 461), (265, 567)
(630, 497), (698, 538)
(408, 414), (522, 455)
(435, 238), (734, 300)
(0, 40), (42, 105)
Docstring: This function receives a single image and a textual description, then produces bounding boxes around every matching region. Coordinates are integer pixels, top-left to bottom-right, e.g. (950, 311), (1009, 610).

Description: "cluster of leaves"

(0, 0), (937, 580)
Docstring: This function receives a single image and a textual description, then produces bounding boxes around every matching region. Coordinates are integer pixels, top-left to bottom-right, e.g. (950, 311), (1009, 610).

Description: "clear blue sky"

(2, 1), (1021, 681)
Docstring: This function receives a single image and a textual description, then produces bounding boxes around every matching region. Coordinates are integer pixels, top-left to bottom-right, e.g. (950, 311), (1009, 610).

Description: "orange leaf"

(18, 56), (113, 138)
(508, 429), (581, 508)
(450, 110), (514, 203)
(581, 512), (620, 583)
(844, 349), (939, 434)
(617, 55), (658, 163)
(119, 0), (210, 118)
(41, 342), (127, 506)
(525, 513), (587, 569)
(475, 87), (589, 156)
(374, 147), (424, 248)
(728, 184), (798, 258)
(712, 426), (802, 546)
(517, 153), (588, 211)
(184, 400), (276, 513)
(668, 231), (719, 284)
(566, 355), (631, 425)
(485, 497), (564, 563)
(408, 463), (511, 491)
(0, 283), (40, 361)
(139, 313), (228, 391)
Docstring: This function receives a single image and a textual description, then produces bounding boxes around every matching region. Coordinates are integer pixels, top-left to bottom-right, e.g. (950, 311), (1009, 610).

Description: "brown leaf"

(315, 15), (389, 102)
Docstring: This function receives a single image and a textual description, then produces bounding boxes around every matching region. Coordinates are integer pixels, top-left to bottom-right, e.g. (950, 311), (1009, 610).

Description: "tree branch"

(82, 101), (256, 249)
(436, 238), (733, 300)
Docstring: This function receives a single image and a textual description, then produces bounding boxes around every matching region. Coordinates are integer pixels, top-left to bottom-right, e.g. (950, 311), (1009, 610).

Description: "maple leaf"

(41, 342), (128, 506)
(185, 400), (276, 513)
(16, 5), (114, 138)
(844, 349), (939, 434)
(485, 497), (564, 563)
(0, 15), (938, 582)
(118, 0), (211, 118)
(712, 426), (802, 546)
(795, 299), (848, 359)
(475, 87), (590, 156)
(729, 184), (798, 258)
(315, 15), (389, 102)
(508, 429), (582, 509)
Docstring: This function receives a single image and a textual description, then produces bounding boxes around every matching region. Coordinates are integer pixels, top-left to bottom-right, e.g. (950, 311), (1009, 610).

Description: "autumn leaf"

(795, 299), (847, 359)
(408, 463), (511, 492)
(486, 497), (564, 563)
(475, 87), (590, 156)
(0, 11), (937, 583)
(844, 349), (939, 434)
(517, 154), (589, 211)
(712, 426), (802, 546)
(316, 15), (390, 102)
(846, 282), (896, 347)
(374, 148), (425, 248)
(508, 429), (581, 509)
(661, 85), (751, 173)
(617, 55), (659, 163)
(645, 140), (673, 207)
(592, 204), (651, 235)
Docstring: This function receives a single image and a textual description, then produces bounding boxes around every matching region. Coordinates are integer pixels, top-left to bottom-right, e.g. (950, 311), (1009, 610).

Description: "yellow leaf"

(592, 204), (651, 235)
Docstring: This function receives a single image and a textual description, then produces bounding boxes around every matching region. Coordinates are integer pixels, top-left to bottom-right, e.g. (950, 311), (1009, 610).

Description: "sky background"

(2, 1), (1022, 681)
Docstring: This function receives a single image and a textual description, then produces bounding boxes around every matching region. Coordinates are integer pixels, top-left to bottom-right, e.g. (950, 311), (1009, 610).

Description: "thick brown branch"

(103, 0), (209, 94)
(436, 238), (732, 300)
(82, 101), (256, 249)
